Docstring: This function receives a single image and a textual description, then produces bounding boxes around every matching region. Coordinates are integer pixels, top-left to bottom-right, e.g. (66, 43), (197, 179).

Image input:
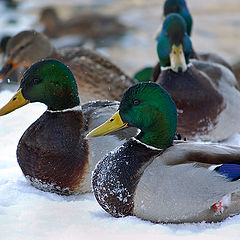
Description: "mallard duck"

(87, 82), (240, 223)
(163, 0), (192, 35)
(155, 13), (240, 141)
(0, 30), (135, 102)
(134, 0), (231, 83)
(39, 7), (127, 46)
(162, 0), (232, 70)
(0, 59), (136, 195)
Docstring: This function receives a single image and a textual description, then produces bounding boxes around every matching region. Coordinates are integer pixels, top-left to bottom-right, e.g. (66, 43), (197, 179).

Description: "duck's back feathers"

(51, 48), (136, 102)
(191, 60), (240, 140)
(196, 51), (232, 71)
(161, 142), (240, 166)
(191, 59), (238, 88)
(56, 48), (129, 77)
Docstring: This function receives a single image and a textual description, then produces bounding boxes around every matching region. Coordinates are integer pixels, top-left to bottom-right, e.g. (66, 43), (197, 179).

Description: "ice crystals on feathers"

(92, 143), (134, 217)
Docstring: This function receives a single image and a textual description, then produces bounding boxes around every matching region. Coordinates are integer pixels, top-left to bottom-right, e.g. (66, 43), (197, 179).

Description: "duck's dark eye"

(133, 99), (141, 106)
(33, 78), (42, 85)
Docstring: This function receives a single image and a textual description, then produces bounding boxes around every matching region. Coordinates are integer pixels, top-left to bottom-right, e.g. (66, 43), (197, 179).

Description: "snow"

(0, 89), (240, 240)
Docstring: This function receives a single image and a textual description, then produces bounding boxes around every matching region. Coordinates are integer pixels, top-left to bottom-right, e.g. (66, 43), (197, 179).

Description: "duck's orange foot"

(212, 194), (231, 215)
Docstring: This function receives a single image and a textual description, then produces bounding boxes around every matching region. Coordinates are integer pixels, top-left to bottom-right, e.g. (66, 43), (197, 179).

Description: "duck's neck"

(136, 119), (175, 149)
(137, 130), (172, 149)
(47, 95), (80, 112)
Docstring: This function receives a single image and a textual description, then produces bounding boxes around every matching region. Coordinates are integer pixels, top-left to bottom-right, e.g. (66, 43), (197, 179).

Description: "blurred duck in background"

(134, 0), (232, 82)
(39, 7), (128, 47)
(161, 0), (232, 69)
(0, 30), (136, 102)
(0, 35), (20, 85)
(154, 14), (240, 141)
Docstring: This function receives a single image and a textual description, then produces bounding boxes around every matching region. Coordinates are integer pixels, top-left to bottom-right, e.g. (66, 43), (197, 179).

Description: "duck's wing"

(57, 48), (136, 102)
(162, 142), (240, 166)
(135, 160), (240, 223)
(134, 142), (240, 222)
(59, 47), (135, 84)
(215, 164), (240, 181)
(190, 59), (238, 88)
(196, 51), (232, 71)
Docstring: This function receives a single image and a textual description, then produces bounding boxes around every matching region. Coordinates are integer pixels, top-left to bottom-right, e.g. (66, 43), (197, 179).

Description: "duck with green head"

(134, 0), (232, 83)
(163, 0), (192, 36)
(155, 13), (240, 141)
(87, 82), (240, 223)
(162, 0), (231, 69)
(134, 0), (194, 83)
(0, 30), (135, 102)
(0, 59), (136, 195)
(134, 0), (193, 83)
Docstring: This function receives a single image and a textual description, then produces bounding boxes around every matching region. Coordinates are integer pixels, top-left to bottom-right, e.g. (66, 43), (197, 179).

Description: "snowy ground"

(1, 89), (240, 240)
(1, 0), (240, 239)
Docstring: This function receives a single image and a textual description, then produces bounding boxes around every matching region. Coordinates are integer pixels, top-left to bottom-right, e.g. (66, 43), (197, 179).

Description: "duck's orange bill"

(0, 59), (19, 79)
(86, 110), (128, 138)
(0, 89), (30, 116)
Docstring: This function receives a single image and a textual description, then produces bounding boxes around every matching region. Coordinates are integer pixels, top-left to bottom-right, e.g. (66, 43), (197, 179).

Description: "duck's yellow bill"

(86, 110), (128, 139)
(0, 89), (30, 116)
(170, 44), (187, 73)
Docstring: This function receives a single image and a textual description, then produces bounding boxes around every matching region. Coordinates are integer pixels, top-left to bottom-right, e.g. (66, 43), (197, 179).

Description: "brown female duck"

(0, 30), (136, 102)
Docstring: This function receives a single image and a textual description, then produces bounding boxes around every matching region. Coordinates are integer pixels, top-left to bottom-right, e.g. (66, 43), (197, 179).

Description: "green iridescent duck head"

(87, 82), (177, 149)
(163, 0), (193, 36)
(0, 59), (80, 115)
(157, 13), (192, 72)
